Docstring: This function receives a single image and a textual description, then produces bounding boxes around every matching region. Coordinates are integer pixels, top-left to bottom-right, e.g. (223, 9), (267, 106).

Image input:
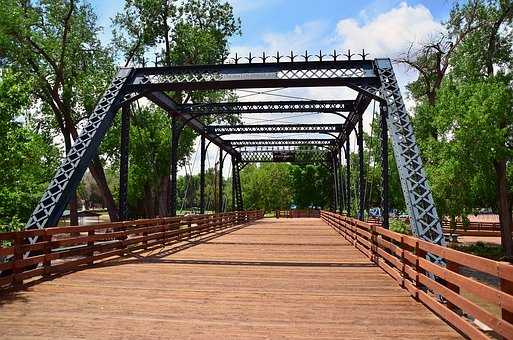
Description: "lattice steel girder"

(207, 123), (344, 135)
(179, 100), (355, 115)
(128, 60), (380, 91)
(228, 139), (337, 147)
(26, 68), (135, 230)
(240, 150), (329, 163)
(338, 92), (372, 140)
(375, 58), (445, 247)
(144, 91), (238, 157)
(236, 145), (333, 152)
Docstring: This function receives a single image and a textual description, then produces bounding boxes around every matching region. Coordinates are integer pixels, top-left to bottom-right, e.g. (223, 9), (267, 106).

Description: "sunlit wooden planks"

(0, 218), (460, 339)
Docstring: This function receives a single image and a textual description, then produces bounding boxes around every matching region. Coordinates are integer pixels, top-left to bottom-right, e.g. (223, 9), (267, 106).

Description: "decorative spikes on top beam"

(228, 49), (370, 65)
(125, 50), (371, 67)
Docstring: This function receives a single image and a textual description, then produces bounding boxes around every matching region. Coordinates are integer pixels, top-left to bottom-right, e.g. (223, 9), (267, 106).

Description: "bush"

(452, 241), (505, 261)
(389, 219), (411, 235)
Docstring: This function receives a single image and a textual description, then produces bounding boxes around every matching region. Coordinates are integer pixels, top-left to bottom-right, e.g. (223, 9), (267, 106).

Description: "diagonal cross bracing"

(228, 139), (337, 147)
(179, 100), (354, 115)
(207, 123), (344, 135)
(240, 149), (329, 163)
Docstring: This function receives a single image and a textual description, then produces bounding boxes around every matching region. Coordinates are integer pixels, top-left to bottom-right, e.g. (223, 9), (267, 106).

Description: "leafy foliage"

(0, 70), (59, 229)
(389, 219), (411, 235)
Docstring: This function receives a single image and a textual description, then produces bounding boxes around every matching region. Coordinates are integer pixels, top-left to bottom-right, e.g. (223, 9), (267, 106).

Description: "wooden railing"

(275, 209), (320, 218)
(0, 210), (263, 291)
(442, 220), (502, 237)
(368, 217), (503, 238)
(321, 210), (513, 339)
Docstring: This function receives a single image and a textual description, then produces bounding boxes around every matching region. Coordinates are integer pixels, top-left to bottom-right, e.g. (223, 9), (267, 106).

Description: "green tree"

(0, 70), (59, 230)
(404, 0), (513, 257)
(241, 164), (292, 212)
(0, 0), (117, 225)
(289, 164), (330, 209)
(108, 0), (241, 217)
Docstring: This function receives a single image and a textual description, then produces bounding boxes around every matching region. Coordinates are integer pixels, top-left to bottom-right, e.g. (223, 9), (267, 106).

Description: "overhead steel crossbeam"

(227, 139), (337, 147)
(129, 60), (380, 91)
(240, 150), (329, 163)
(237, 145), (333, 152)
(207, 123), (343, 135)
(179, 100), (354, 115)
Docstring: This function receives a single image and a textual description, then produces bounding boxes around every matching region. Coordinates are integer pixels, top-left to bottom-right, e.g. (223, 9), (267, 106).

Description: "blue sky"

(91, 0), (451, 57)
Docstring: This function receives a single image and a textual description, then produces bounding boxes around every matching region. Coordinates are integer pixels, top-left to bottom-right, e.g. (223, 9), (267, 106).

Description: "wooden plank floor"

(0, 218), (461, 339)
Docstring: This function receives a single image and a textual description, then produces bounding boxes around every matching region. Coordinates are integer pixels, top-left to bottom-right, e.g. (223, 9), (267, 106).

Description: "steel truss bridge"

(2, 51), (513, 340)
(25, 53), (444, 249)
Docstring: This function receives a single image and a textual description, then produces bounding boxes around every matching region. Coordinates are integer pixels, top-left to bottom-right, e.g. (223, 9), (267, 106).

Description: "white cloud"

(336, 2), (444, 58)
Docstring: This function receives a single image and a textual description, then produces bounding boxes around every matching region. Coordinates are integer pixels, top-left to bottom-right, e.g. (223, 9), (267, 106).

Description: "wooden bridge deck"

(0, 218), (461, 339)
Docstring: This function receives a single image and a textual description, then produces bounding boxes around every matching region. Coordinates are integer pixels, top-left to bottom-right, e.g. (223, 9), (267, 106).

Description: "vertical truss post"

(375, 58), (445, 246)
(218, 149), (224, 213)
(236, 164), (243, 211)
(380, 103), (389, 229)
(232, 159), (236, 211)
(170, 117), (181, 217)
(345, 137), (351, 216)
(331, 153), (339, 212)
(339, 148), (346, 213)
(200, 135), (206, 214)
(119, 105), (130, 221)
(328, 159), (335, 212)
(26, 68), (134, 231)
(358, 115), (365, 220)
(231, 161), (243, 211)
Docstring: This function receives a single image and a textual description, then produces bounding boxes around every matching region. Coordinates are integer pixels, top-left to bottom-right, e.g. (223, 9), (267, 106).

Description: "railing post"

(446, 260), (461, 313)
(143, 224), (148, 250)
(500, 263), (513, 324)
(353, 220), (357, 246)
(42, 231), (52, 278)
(370, 224), (377, 263)
(13, 233), (24, 289)
(414, 241), (425, 300)
(120, 222), (128, 255)
(400, 235), (406, 288)
(88, 229), (95, 265)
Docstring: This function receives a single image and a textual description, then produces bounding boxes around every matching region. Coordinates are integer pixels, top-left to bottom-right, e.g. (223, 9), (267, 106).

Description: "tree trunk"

(494, 159), (513, 260)
(62, 129), (79, 227)
(63, 109), (119, 223)
(158, 175), (170, 217)
(143, 183), (154, 218)
(69, 195), (79, 226)
(88, 157), (119, 222)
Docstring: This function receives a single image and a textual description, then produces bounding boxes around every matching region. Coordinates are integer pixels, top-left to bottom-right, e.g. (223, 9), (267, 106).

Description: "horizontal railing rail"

(321, 210), (513, 340)
(275, 209), (320, 218)
(0, 210), (263, 291)
(442, 220), (501, 231)
(367, 217), (503, 238)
